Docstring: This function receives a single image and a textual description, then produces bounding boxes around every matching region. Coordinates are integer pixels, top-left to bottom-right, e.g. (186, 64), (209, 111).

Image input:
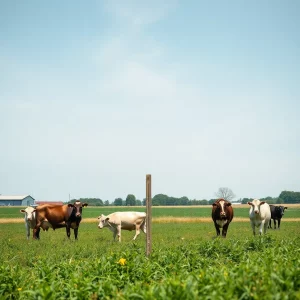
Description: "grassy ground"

(1, 205), (300, 221)
(0, 220), (300, 299)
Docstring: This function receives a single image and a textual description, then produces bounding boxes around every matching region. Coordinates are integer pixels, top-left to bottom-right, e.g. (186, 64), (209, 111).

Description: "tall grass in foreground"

(0, 223), (299, 299)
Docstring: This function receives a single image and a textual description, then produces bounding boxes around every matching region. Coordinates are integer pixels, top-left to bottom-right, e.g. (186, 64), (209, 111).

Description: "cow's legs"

(259, 221), (265, 235)
(214, 223), (220, 236)
(66, 226), (71, 239)
(133, 225), (140, 240)
(141, 219), (147, 234)
(112, 230), (117, 241)
(222, 223), (229, 238)
(277, 219), (281, 229)
(25, 223), (30, 240)
(33, 227), (41, 239)
(263, 221), (269, 234)
(274, 219), (277, 229)
(268, 219), (272, 229)
(251, 223), (256, 236)
(74, 228), (79, 240)
(117, 225), (121, 242)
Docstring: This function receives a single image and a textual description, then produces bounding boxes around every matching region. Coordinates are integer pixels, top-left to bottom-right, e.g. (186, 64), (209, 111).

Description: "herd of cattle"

(20, 199), (288, 241)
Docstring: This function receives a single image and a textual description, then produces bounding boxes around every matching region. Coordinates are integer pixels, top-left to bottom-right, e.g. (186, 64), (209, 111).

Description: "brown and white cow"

(33, 201), (88, 240)
(212, 198), (234, 238)
(97, 211), (147, 242)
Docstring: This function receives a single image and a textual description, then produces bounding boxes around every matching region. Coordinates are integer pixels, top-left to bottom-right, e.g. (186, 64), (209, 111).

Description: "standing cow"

(211, 198), (234, 238)
(33, 201), (88, 240)
(20, 206), (37, 240)
(97, 211), (147, 242)
(269, 205), (288, 229)
(248, 199), (271, 235)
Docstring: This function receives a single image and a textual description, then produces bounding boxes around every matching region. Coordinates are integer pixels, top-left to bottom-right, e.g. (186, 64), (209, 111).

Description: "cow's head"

(97, 214), (110, 229)
(212, 198), (232, 219)
(276, 206), (288, 217)
(68, 201), (88, 219)
(248, 199), (265, 214)
(20, 206), (36, 221)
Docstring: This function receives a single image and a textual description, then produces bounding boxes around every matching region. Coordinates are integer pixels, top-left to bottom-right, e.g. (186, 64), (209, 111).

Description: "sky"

(0, 1), (299, 202)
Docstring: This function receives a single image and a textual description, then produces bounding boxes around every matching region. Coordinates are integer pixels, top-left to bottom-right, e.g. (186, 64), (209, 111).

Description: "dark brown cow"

(212, 198), (234, 238)
(33, 201), (88, 240)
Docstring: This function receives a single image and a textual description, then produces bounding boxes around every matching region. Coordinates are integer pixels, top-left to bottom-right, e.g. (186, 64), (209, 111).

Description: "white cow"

(97, 211), (147, 242)
(20, 206), (37, 240)
(248, 199), (271, 235)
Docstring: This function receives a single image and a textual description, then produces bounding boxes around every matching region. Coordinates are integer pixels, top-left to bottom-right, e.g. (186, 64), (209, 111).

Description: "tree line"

(67, 190), (300, 206)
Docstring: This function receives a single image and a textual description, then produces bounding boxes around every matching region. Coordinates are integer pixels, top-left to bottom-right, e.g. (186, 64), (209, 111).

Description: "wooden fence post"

(146, 174), (152, 257)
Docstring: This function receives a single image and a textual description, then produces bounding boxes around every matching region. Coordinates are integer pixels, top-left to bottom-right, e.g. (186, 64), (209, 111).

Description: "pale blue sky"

(0, 1), (299, 202)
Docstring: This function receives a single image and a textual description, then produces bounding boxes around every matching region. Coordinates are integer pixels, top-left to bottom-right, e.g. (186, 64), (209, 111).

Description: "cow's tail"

(141, 216), (147, 234)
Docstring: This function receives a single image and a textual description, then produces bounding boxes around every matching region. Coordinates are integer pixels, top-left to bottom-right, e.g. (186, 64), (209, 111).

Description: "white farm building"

(0, 195), (35, 206)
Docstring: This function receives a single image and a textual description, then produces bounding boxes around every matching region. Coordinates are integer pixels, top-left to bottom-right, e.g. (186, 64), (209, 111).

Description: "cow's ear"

(212, 203), (217, 206)
(20, 209), (25, 213)
(83, 203), (88, 207)
(259, 201), (265, 205)
(247, 202), (252, 206)
(68, 203), (74, 208)
(105, 217), (110, 221)
(227, 202), (232, 206)
(284, 207), (288, 209)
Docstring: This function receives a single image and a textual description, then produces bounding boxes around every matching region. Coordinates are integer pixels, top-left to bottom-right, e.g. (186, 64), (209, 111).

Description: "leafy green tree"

(114, 198), (123, 206)
(152, 194), (168, 206)
(279, 191), (300, 203)
(209, 199), (216, 205)
(241, 198), (253, 204)
(136, 199), (142, 206)
(126, 194), (136, 206)
(104, 200), (110, 206)
(70, 198), (103, 206)
(199, 200), (209, 205)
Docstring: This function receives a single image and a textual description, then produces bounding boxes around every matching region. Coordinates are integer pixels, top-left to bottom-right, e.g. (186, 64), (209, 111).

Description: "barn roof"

(0, 195), (34, 200)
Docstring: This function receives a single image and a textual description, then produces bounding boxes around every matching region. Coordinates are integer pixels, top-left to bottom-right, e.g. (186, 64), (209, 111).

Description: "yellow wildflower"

(118, 258), (126, 265)
(18, 288), (22, 291)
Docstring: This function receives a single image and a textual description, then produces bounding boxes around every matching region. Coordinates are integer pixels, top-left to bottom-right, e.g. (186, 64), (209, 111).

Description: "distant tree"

(209, 199), (216, 205)
(104, 200), (110, 206)
(136, 199), (142, 206)
(241, 198), (253, 204)
(70, 198), (103, 206)
(152, 194), (168, 206)
(279, 191), (300, 203)
(114, 198), (123, 206)
(126, 194), (136, 206)
(215, 187), (235, 202)
(276, 197), (284, 204)
(199, 200), (209, 205)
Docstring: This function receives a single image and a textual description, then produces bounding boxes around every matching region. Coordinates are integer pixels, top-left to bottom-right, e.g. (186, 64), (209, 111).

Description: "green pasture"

(1, 206), (300, 219)
(0, 219), (300, 299)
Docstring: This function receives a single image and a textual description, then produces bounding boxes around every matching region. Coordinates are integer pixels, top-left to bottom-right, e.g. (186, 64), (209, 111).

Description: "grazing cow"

(20, 206), (37, 240)
(97, 211), (147, 242)
(211, 199), (234, 238)
(248, 199), (271, 235)
(33, 201), (88, 240)
(269, 205), (288, 229)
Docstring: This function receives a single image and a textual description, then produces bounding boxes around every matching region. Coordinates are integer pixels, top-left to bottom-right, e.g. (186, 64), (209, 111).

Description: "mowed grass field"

(0, 206), (299, 299)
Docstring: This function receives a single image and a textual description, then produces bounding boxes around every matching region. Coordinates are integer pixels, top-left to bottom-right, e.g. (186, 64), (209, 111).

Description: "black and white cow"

(269, 205), (288, 229)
